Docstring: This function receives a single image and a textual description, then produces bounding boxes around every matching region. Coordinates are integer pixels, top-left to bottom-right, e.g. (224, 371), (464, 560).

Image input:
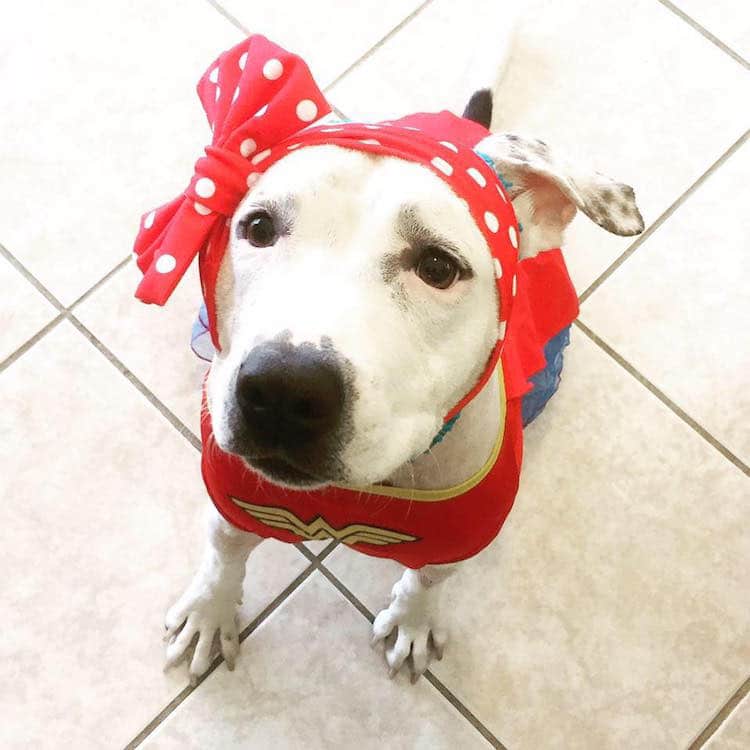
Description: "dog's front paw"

(164, 581), (241, 685)
(371, 576), (447, 683)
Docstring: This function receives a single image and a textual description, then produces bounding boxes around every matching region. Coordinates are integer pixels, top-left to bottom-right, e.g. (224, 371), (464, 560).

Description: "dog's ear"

(476, 133), (644, 259)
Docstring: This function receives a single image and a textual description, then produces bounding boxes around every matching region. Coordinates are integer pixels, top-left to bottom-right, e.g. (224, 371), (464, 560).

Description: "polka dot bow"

(133, 36), (520, 415)
(133, 35), (331, 307)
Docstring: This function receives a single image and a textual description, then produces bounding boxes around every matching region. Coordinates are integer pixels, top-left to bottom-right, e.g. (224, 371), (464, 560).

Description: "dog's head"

(205, 129), (643, 489)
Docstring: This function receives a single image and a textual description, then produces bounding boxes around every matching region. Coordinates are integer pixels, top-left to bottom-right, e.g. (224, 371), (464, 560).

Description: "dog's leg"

(164, 505), (263, 683)
(371, 563), (456, 682)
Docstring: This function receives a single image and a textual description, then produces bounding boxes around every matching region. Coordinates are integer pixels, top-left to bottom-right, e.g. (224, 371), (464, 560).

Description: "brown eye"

(416, 249), (460, 289)
(241, 210), (278, 247)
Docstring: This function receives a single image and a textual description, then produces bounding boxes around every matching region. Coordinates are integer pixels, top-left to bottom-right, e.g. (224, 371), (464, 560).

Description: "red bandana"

(133, 35), (519, 421)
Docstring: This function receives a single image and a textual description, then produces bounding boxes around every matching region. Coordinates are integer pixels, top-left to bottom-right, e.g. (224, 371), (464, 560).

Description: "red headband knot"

(189, 147), (255, 217)
(133, 35), (331, 308)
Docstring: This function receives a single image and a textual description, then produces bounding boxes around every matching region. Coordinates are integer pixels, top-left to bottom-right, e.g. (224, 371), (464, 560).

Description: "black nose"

(235, 341), (345, 453)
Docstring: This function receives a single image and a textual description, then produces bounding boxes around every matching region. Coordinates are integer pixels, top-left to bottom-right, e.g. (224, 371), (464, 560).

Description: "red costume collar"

(132, 34), (519, 422)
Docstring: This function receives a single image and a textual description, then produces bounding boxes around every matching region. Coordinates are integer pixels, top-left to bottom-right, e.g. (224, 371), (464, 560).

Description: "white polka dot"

(232, 87), (240, 103)
(359, 138), (381, 146)
(440, 141), (458, 152)
(195, 177), (216, 198)
(208, 67), (219, 83)
(155, 254), (176, 274)
(251, 148), (271, 165)
(296, 99), (318, 122)
(215, 87), (221, 102)
(238, 52), (248, 70)
(240, 138), (257, 157)
(498, 320), (507, 340)
(512, 275), (518, 296)
(254, 104), (268, 117)
(508, 225), (518, 248)
(143, 210), (155, 229)
(493, 258), (503, 279)
(484, 211), (499, 233)
(246, 173), (259, 188)
(467, 167), (486, 187)
(431, 157), (453, 176)
(194, 201), (212, 216)
(496, 184), (507, 203)
(262, 58), (283, 80)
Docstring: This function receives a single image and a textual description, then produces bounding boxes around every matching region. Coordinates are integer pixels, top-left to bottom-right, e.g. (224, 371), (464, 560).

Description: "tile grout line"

(69, 255), (132, 309)
(323, 0), (436, 92)
(314, 561), (509, 750)
(203, 0), (434, 93)
(579, 128), (749, 305)
(656, 0), (750, 69)
(123, 563), (318, 750)
(0, 249), (132, 374)
(202, 0), (249, 35)
(686, 674), (750, 749)
(0, 244), (206, 450)
(67, 315), (204, 451)
(575, 319), (749, 476)
(0, 241), (65, 311)
(0, 314), (66, 375)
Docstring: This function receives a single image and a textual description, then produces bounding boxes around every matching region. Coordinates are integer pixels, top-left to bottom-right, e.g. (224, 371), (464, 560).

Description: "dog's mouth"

(244, 456), (328, 489)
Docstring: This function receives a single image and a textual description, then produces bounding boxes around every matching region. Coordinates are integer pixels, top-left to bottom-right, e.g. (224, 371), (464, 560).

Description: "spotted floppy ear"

(476, 133), (644, 259)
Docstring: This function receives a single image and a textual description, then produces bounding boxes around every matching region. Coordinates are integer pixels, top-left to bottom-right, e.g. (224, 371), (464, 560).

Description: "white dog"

(137, 30), (644, 686)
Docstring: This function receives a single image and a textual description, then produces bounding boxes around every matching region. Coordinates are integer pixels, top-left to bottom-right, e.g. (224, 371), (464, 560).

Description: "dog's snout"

(235, 342), (345, 451)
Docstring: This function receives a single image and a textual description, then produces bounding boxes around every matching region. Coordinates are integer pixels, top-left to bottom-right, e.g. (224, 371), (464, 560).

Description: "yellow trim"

(333, 372), (507, 503)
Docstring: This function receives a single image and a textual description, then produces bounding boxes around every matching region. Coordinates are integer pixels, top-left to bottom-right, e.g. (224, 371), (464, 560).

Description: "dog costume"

(133, 35), (579, 567)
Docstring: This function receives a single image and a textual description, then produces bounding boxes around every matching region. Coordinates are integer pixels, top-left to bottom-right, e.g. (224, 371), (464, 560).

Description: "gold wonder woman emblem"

(230, 498), (418, 546)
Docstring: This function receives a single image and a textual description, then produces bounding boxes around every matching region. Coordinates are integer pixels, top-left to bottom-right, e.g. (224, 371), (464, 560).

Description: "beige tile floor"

(1, 1), (748, 748)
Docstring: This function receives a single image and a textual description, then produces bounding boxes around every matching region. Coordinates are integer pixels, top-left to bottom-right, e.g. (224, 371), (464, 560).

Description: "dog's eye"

(415, 248), (460, 290)
(240, 210), (278, 247)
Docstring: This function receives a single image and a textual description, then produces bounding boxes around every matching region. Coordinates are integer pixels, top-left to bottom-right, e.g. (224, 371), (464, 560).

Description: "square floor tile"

(141, 572), (490, 750)
(0, 254), (57, 363)
(705, 692), (750, 749)
(327, 0), (750, 291)
(581, 141), (750, 465)
(0, 0), (242, 305)
(325, 328), (750, 749)
(218, 0), (426, 89)
(671, 0), (750, 62)
(76, 260), (206, 438)
(0, 322), (309, 749)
